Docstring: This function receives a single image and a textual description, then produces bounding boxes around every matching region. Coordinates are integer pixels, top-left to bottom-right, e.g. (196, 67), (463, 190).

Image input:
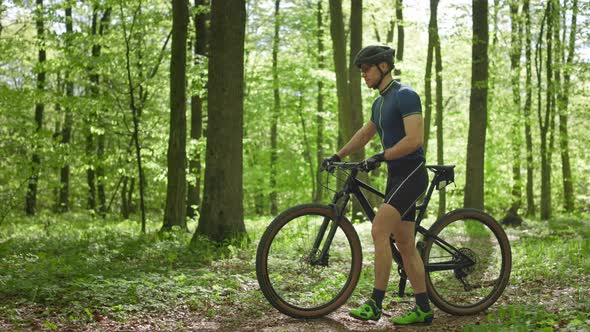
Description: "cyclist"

(322, 45), (432, 325)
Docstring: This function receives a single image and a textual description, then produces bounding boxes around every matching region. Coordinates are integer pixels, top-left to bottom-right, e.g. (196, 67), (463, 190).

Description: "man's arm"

(383, 114), (424, 160)
(336, 121), (377, 159)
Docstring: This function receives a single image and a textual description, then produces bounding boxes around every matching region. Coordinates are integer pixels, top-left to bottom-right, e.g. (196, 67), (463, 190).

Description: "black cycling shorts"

(384, 160), (428, 221)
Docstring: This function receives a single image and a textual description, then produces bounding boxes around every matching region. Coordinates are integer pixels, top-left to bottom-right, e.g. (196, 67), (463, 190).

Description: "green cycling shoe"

(349, 299), (382, 321)
(391, 306), (434, 325)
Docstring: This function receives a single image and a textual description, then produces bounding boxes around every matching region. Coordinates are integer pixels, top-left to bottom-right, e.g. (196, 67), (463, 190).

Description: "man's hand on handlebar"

(361, 152), (385, 171)
(321, 154), (341, 172)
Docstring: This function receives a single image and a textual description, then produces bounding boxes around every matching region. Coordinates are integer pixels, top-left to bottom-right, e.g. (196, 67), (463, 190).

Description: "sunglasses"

(360, 64), (374, 73)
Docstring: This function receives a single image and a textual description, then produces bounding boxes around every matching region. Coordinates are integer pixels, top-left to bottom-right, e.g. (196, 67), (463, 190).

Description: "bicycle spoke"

(425, 215), (508, 311)
(266, 213), (355, 309)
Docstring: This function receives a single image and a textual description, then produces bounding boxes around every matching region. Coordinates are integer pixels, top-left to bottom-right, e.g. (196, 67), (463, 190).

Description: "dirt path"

(4, 275), (588, 331)
(67, 306), (485, 332)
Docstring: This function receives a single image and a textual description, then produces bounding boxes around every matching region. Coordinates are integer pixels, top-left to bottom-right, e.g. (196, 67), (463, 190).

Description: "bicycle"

(256, 160), (512, 318)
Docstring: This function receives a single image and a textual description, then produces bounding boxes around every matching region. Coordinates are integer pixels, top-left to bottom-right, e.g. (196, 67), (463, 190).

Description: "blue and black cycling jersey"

(370, 80), (425, 168)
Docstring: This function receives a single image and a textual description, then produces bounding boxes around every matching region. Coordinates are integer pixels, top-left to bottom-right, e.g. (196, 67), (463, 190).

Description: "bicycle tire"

(422, 208), (512, 315)
(256, 204), (362, 318)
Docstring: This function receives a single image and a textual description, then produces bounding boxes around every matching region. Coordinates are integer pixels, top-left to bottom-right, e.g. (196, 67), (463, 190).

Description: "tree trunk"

(559, 0), (577, 213)
(86, 134), (96, 210)
(121, 176), (130, 219)
(97, 130), (106, 215)
(89, 7), (111, 216)
(314, 0), (325, 203)
(371, 14), (382, 43)
(329, 0), (352, 154)
(297, 91), (315, 200)
(432, 0), (445, 217)
(523, 0), (535, 217)
(349, 0), (364, 221)
(26, 0), (46, 216)
(86, 7), (101, 212)
(58, 6), (73, 213)
(53, 99), (62, 211)
(552, 0), (563, 214)
(120, 4), (155, 232)
(394, 0), (404, 77)
(491, 0), (500, 47)
(120, 176), (136, 218)
(269, 0), (280, 216)
(539, 1), (552, 220)
(423, 0), (436, 156)
(349, 0), (362, 141)
(187, 0), (209, 219)
(0, 0), (4, 37)
(503, 0), (523, 227)
(464, 0), (488, 211)
(194, 0), (246, 243)
(163, 0), (189, 231)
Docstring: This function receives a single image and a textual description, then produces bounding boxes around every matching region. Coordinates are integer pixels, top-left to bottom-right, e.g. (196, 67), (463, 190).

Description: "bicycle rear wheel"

(256, 204), (362, 318)
(422, 208), (512, 315)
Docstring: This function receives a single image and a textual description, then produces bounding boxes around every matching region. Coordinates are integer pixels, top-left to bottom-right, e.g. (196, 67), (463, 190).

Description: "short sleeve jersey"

(370, 80), (425, 167)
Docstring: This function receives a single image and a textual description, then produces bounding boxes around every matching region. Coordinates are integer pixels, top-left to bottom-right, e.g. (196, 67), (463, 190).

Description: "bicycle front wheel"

(422, 208), (512, 315)
(256, 204), (362, 318)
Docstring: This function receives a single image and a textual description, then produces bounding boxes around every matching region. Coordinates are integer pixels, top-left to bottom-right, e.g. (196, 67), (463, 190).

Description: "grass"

(0, 212), (269, 329)
(0, 211), (589, 330)
(463, 216), (590, 331)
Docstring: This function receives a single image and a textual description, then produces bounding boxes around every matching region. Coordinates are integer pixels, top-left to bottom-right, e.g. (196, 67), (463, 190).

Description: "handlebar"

(322, 161), (379, 173)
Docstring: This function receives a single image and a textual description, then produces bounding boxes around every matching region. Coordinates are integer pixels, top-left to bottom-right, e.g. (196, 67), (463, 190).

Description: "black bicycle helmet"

(354, 45), (396, 90)
(354, 45), (395, 68)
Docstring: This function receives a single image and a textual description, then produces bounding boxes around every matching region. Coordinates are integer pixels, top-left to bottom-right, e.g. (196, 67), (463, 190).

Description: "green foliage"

(0, 213), (272, 328)
(462, 216), (590, 331)
(464, 304), (589, 331)
(1, 211), (590, 329)
(1, 0), (589, 220)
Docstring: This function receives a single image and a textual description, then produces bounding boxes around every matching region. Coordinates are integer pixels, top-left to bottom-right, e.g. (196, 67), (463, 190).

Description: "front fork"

(309, 191), (351, 266)
(310, 189), (411, 298)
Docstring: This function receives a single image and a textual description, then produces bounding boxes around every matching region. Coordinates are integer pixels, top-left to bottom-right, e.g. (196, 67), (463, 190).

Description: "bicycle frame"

(310, 164), (475, 296)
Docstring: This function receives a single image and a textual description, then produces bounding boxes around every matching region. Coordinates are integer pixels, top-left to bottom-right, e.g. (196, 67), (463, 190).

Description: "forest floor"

(1, 214), (589, 331)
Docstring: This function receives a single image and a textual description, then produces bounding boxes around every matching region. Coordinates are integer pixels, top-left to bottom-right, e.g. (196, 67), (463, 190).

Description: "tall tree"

(328, 0), (352, 154)
(26, 0), (46, 216)
(464, 0), (489, 210)
(349, 0), (362, 160)
(187, 0), (209, 219)
(523, 0), (535, 217)
(95, 8), (111, 216)
(194, 0), (246, 242)
(314, 0), (325, 203)
(85, 5), (111, 216)
(539, 1), (553, 220)
(349, 0), (364, 220)
(432, 0), (445, 217)
(269, 0), (280, 216)
(86, 6), (99, 211)
(163, 0), (189, 231)
(503, 0), (523, 226)
(559, 0), (577, 212)
(424, 0), (445, 215)
(120, 4), (172, 232)
(423, 0), (436, 156)
(394, 0), (404, 77)
(58, 4), (74, 212)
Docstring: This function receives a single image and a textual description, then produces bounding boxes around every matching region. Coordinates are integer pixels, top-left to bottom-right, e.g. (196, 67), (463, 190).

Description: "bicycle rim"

(256, 205), (362, 318)
(423, 209), (511, 315)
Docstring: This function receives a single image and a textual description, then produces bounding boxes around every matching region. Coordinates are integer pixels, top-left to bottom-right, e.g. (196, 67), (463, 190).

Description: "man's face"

(360, 63), (379, 88)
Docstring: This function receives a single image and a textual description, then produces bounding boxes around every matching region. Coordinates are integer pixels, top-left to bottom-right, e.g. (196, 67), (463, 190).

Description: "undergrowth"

(0, 211), (588, 330)
(0, 212), (267, 329)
